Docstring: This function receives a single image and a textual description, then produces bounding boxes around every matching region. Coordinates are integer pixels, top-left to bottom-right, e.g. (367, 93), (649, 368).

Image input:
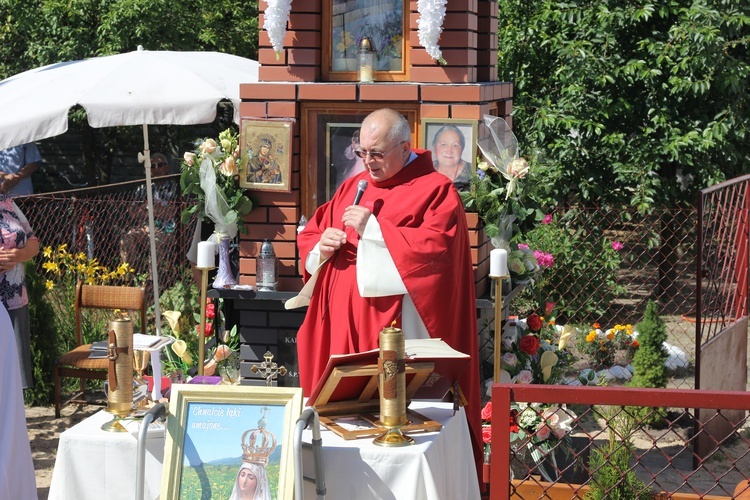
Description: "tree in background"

(0, 0), (259, 186)
(628, 300), (669, 426)
(498, 1), (750, 212)
(498, 1), (749, 296)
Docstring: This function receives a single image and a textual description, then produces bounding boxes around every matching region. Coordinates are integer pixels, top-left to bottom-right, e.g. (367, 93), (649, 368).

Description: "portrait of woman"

(239, 119), (293, 192)
(247, 136), (282, 185)
(431, 125), (472, 190)
(228, 462), (271, 500)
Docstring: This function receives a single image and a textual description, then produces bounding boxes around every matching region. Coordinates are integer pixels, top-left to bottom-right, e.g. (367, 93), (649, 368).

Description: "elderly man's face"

(357, 126), (408, 183)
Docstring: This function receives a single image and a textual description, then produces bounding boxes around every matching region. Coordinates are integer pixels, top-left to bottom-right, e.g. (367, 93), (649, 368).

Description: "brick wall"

(232, 1), (507, 387)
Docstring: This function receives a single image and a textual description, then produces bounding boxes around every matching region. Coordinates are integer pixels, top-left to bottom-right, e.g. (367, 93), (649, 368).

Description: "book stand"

(310, 362), (443, 440)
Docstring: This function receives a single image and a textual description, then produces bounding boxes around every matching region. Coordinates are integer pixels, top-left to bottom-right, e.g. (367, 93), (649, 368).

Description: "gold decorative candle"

(374, 323), (413, 446)
(106, 316), (133, 416)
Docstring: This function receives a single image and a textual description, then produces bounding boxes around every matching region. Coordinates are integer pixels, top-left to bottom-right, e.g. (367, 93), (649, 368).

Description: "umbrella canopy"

(0, 46), (259, 149)
(0, 46), (259, 336)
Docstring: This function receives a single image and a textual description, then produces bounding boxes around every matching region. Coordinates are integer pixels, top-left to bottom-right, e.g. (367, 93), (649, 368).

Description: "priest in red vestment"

(288, 108), (482, 484)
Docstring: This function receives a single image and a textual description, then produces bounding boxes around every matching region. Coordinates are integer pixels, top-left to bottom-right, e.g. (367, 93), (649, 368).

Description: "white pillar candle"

(490, 248), (508, 277)
(196, 241), (215, 269)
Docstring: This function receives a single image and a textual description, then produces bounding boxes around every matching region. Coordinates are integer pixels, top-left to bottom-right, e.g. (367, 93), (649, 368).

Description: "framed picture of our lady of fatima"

(161, 385), (302, 499)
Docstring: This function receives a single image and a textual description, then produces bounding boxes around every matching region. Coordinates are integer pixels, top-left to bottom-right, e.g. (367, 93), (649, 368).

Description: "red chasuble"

(296, 150), (482, 476)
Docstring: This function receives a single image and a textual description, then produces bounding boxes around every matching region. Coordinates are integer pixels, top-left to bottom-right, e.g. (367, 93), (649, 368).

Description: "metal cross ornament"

(251, 351), (287, 387)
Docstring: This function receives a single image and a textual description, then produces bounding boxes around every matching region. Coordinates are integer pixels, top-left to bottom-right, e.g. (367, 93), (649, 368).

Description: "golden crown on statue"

(241, 406), (277, 465)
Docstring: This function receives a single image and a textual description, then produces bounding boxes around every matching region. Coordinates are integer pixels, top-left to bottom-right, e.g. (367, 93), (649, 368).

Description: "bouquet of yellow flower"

(41, 244), (135, 289)
(576, 322), (639, 370)
(180, 128), (254, 238)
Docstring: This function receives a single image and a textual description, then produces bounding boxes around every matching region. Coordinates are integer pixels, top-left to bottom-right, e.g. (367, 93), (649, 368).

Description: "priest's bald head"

(357, 108), (412, 183)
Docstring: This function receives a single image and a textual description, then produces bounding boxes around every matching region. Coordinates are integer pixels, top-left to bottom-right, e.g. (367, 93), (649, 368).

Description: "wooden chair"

(53, 281), (147, 418)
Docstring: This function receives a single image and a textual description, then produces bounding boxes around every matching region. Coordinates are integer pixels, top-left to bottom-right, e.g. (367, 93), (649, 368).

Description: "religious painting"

(239, 118), (293, 192)
(323, 0), (408, 81)
(419, 118), (478, 190)
(326, 123), (363, 198)
(161, 385), (303, 500)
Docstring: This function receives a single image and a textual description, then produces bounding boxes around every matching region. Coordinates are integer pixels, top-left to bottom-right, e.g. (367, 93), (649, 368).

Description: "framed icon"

(239, 118), (294, 192)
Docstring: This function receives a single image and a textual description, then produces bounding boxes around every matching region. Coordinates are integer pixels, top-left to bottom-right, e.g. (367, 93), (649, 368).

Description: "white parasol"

(0, 45), (259, 335)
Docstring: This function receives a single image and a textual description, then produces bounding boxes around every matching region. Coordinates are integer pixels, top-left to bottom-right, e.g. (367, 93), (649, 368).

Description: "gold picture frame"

(161, 385), (303, 500)
(419, 118), (479, 175)
(239, 118), (294, 192)
(322, 0), (409, 82)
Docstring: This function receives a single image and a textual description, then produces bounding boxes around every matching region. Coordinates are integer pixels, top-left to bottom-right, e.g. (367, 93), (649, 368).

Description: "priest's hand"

(342, 205), (371, 237)
(319, 227), (347, 260)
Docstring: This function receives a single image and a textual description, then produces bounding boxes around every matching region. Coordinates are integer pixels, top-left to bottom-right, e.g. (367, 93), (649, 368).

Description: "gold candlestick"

(374, 324), (413, 447)
(197, 267), (213, 376)
(491, 274), (509, 384)
(102, 315), (134, 432)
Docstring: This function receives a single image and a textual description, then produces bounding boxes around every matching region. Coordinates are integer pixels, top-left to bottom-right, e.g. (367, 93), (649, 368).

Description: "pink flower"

(518, 243), (530, 251)
(534, 250), (555, 268)
(515, 370), (534, 384)
(612, 241), (624, 251)
(542, 214), (553, 225)
(535, 424), (552, 441)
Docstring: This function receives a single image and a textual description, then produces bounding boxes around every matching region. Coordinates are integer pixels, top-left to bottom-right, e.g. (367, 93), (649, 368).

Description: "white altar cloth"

(300, 402), (481, 500)
(48, 411), (165, 500)
(47, 402), (478, 500)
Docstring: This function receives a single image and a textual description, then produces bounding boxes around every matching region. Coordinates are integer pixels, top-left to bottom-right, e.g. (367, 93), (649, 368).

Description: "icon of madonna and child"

(178, 403), (284, 499)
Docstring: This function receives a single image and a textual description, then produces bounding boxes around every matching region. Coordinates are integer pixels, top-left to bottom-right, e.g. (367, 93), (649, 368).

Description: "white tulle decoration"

(264, 0), (293, 58)
(417, 0), (448, 65)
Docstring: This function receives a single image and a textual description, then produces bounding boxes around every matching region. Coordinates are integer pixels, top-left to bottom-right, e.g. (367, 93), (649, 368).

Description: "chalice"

(133, 349), (151, 408)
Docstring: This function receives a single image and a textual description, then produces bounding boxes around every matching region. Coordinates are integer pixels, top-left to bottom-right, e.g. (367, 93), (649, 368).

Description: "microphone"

(353, 180), (368, 205)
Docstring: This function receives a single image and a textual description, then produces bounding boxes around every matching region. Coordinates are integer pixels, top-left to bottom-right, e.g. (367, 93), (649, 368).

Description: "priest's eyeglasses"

(354, 141), (406, 160)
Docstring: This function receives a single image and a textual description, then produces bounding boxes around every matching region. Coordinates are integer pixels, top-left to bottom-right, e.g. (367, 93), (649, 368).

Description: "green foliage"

(627, 301), (669, 426)
(629, 301), (668, 389)
(0, 0), (259, 80)
(460, 155), (543, 240)
(24, 261), (60, 405)
(518, 210), (626, 320)
(585, 406), (651, 499)
(498, 0), (750, 212)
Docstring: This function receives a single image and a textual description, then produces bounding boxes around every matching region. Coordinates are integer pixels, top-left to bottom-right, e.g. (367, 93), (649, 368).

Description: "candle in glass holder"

(490, 248), (508, 277)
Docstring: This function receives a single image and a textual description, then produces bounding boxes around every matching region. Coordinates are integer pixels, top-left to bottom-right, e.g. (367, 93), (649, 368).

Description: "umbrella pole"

(139, 124), (162, 337)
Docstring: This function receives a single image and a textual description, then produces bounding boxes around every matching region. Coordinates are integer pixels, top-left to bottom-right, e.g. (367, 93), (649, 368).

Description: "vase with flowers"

(460, 116), (544, 291)
(181, 128), (254, 288)
(497, 303), (576, 387)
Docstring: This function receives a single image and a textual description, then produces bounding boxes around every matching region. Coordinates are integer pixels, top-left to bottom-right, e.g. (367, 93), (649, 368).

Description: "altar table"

(300, 402), (481, 500)
(48, 411), (165, 500)
(47, 402), (478, 500)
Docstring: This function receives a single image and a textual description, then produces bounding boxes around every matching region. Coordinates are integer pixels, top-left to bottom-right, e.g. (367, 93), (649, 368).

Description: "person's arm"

(0, 161), (38, 194)
(0, 236), (39, 272)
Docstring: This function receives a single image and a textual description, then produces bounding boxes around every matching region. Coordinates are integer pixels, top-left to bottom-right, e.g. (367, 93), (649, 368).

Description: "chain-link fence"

(22, 193), (700, 391)
(18, 174), (195, 319)
(478, 204), (698, 390)
(489, 384), (750, 498)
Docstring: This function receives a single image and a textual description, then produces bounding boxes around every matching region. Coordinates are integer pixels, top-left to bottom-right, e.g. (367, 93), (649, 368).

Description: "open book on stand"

(306, 338), (471, 415)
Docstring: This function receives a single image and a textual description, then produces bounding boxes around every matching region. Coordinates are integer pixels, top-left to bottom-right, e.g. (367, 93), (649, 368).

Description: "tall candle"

(196, 241), (215, 269)
(490, 248), (508, 277)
